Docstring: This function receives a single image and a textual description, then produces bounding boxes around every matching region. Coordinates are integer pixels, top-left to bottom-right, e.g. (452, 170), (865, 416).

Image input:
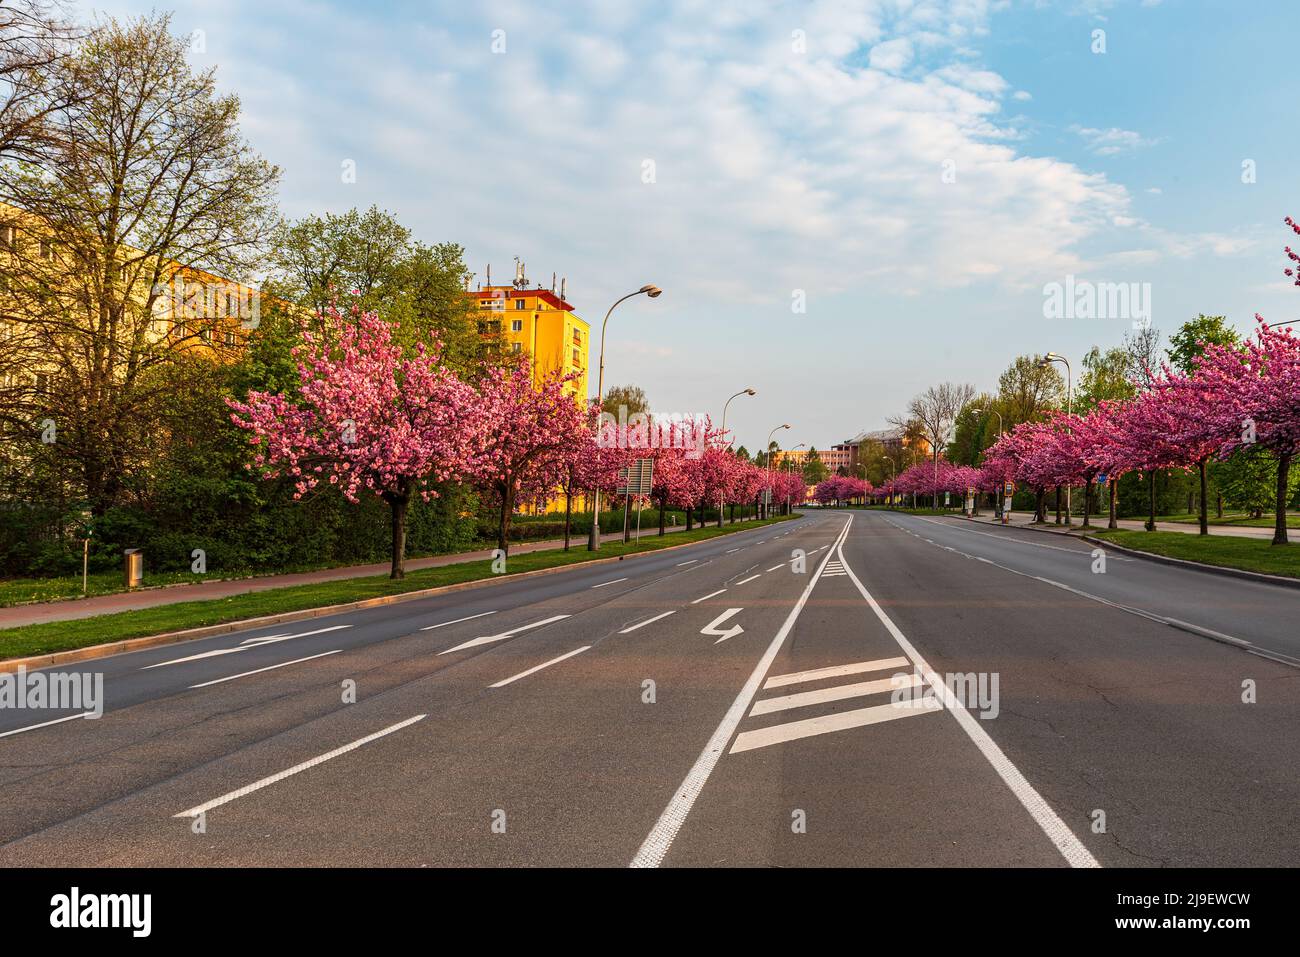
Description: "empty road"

(1, 509), (1296, 867)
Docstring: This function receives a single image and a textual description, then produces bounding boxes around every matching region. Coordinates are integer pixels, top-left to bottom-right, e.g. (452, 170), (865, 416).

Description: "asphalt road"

(1, 508), (1297, 867)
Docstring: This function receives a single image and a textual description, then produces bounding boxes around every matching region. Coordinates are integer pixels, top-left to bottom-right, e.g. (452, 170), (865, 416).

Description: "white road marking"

(173, 714), (427, 818)
(619, 611), (676, 634)
(765, 656), (910, 689)
(676, 560), (699, 567)
(489, 646), (591, 688)
(691, 589), (727, 604)
(144, 625), (353, 668)
(732, 699), (940, 753)
(188, 650), (343, 689)
(0, 711), (95, 739)
(835, 543), (1100, 868)
(700, 608), (745, 644)
(908, 514), (1132, 559)
(725, 548), (742, 554)
(631, 516), (852, 868)
(766, 564), (785, 572)
(240, 625), (352, 646)
(420, 611), (497, 631)
(592, 577), (629, 588)
(438, 614), (572, 655)
(749, 673), (919, 717)
(735, 574), (761, 585)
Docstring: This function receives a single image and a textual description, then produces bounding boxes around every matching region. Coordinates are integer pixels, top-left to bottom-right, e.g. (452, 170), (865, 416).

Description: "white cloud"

(1070, 124), (1160, 155)
(869, 38), (914, 73)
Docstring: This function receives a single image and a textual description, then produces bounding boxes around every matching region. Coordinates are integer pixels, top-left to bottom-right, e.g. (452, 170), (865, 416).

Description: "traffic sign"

(617, 458), (654, 496)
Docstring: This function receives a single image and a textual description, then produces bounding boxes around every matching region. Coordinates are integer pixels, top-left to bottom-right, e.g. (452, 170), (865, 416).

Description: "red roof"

(471, 287), (575, 312)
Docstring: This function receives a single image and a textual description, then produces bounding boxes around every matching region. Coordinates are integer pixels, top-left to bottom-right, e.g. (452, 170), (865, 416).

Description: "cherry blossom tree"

(472, 359), (590, 555)
(228, 305), (483, 579)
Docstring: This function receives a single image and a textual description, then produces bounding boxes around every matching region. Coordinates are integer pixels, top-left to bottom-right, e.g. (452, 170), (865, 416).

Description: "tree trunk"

(1082, 480), (1093, 528)
(1273, 452), (1291, 546)
(498, 483), (516, 556)
(1216, 493), (1223, 519)
(563, 488), (572, 551)
(1108, 476), (1118, 529)
(1034, 488), (1046, 523)
(658, 494), (667, 536)
(389, 491), (410, 579)
(729, 503), (736, 523)
(717, 498), (723, 528)
(1198, 459), (1209, 536)
(1054, 485), (1062, 525)
(1145, 471), (1157, 532)
(686, 504), (694, 531)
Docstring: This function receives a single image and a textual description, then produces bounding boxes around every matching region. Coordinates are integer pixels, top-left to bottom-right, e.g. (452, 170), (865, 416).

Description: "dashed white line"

(489, 646), (591, 688)
(0, 711), (96, 738)
(735, 574), (761, 585)
(766, 564), (785, 572)
(619, 610), (676, 634)
(676, 559), (699, 567)
(592, 577), (629, 588)
(420, 611), (497, 631)
(188, 650), (343, 689)
(173, 714), (427, 819)
(691, 589), (727, 604)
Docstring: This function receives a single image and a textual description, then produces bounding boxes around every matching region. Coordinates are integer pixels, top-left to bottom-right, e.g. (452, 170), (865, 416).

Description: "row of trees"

(877, 304), (1300, 545)
(231, 304), (808, 577)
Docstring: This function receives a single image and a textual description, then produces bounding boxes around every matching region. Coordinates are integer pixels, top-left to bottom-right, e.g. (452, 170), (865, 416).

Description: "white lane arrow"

(439, 614), (572, 655)
(701, 608), (745, 644)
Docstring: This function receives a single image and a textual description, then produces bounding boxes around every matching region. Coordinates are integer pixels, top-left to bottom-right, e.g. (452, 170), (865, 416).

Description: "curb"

(0, 515), (800, 674)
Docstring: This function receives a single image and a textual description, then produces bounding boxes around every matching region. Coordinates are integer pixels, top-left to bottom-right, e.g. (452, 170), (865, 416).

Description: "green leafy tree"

(1077, 345), (1136, 410)
(997, 356), (1064, 425)
(601, 384), (650, 417)
(1166, 315), (1238, 375)
(802, 448), (829, 485)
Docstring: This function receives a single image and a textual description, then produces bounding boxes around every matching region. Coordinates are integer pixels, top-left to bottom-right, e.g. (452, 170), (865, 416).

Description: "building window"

(512, 342), (522, 354)
(515, 298), (526, 309)
(224, 330), (235, 347)
(0, 225), (14, 250)
(38, 239), (53, 261)
(573, 348), (581, 366)
(511, 319), (523, 332)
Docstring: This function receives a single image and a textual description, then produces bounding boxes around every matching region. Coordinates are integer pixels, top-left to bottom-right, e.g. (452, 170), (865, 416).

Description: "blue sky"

(94, 0), (1300, 453)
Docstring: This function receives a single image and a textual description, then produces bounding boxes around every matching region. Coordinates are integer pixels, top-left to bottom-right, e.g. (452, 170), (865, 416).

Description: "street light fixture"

(718, 388), (757, 526)
(1038, 353), (1073, 524)
(588, 284), (662, 550)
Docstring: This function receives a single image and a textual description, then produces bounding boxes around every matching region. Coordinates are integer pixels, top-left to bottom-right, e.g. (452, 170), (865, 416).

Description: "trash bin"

(123, 548), (143, 589)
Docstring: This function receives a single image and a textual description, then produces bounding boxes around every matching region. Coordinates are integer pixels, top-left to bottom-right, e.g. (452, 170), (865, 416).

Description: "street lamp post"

(765, 423), (791, 517)
(588, 285), (662, 550)
(971, 407), (1002, 517)
(719, 388), (756, 526)
(1039, 352), (1072, 525)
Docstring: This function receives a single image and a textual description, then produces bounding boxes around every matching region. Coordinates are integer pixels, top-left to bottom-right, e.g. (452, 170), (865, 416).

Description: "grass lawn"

(1157, 512), (1300, 529)
(0, 514), (798, 661)
(1090, 528), (1300, 579)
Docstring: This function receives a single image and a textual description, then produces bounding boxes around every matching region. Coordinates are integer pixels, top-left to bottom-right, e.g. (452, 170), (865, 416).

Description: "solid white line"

(691, 589), (727, 603)
(0, 711), (95, 738)
(619, 611), (676, 634)
(676, 560), (699, 567)
(489, 646), (591, 688)
(188, 650), (343, 689)
(420, 611), (497, 631)
(592, 577), (629, 588)
(173, 714), (427, 818)
(835, 545), (1100, 868)
(765, 656), (911, 689)
(750, 673), (919, 716)
(732, 699), (940, 753)
(735, 574), (761, 585)
(630, 515), (852, 868)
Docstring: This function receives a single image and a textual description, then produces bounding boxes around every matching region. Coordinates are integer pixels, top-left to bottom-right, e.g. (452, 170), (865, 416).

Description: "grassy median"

(0, 515), (798, 661)
(1090, 528), (1300, 579)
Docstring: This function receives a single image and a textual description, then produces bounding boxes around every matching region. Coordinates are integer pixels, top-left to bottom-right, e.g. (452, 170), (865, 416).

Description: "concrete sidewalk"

(0, 516), (740, 629)
(959, 510), (1279, 538)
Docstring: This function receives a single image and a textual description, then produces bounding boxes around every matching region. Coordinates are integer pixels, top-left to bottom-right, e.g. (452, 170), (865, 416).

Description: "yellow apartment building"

(471, 281), (589, 401)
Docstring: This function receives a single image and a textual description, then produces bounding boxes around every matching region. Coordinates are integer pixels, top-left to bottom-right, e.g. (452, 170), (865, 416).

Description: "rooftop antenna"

(486, 263), (491, 287)
(560, 276), (566, 301)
